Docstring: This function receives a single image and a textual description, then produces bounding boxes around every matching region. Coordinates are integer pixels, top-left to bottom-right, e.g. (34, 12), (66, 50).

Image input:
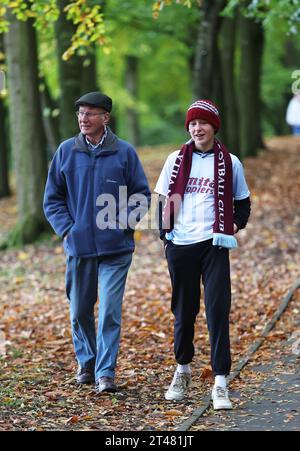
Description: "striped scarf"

(162, 139), (237, 249)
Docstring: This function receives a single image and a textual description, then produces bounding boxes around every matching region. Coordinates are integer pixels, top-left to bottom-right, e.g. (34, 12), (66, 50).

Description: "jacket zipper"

(91, 153), (99, 255)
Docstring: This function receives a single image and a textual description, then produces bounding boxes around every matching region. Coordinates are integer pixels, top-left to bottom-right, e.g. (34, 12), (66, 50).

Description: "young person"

(155, 100), (251, 409)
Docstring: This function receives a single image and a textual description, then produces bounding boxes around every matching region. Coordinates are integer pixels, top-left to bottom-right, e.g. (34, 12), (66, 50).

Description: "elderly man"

(44, 92), (151, 393)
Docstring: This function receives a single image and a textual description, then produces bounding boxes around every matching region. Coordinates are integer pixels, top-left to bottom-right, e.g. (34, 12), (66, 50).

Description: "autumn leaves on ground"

(0, 137), (300, 431)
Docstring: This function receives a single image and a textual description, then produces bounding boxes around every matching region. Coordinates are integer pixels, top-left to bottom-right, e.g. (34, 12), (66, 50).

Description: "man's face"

(188, 119), (215, 151)
(77, 105), (109, 138)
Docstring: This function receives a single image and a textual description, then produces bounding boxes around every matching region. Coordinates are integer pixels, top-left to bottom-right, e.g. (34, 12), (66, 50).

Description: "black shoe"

(96, 376), (117, 393)
(76, 367), (95, 384)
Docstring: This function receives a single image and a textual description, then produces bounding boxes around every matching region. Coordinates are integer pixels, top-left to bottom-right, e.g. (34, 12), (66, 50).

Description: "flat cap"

(75, 92), (112, 112)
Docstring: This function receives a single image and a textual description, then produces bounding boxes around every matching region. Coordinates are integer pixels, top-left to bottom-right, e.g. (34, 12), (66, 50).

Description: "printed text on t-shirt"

(185, 177), (214, 195)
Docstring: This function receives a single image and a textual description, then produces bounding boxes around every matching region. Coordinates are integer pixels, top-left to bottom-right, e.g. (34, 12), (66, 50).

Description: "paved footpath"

(191, 301), (300, 431)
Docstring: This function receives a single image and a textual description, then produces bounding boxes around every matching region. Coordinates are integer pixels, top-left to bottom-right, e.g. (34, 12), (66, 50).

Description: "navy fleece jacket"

(43, 128), (151, 257)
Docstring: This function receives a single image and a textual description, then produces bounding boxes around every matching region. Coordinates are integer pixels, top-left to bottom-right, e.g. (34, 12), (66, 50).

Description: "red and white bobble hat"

(185, 99), (221, 132)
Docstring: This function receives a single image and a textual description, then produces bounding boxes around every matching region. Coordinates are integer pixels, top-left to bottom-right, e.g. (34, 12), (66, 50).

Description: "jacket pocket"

(66, 223), (95, 256)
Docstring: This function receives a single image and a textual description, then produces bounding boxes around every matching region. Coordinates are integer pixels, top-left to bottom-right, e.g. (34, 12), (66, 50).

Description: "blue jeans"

(66, 252), (132, 380)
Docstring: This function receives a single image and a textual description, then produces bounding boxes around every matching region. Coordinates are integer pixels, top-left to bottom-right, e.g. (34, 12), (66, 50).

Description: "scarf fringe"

(213, 233), (238, 249)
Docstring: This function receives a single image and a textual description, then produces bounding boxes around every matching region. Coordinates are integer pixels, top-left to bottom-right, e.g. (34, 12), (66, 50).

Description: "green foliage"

(261, 23), (300, 136)
(0, 1), (105, 60)
(38, 26), (59, 98)
(224, 0), (300, 34)
(1, 0), (198, 145)
(97, 0), (197, 144)
(62, 1), (106, 60)
(2, 0), (300, 144)
(0, 0), (59, 33)
(152, 0), (194, 17)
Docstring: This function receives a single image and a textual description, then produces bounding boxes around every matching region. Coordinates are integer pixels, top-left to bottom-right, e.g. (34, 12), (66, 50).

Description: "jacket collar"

(73, 127), (119, 156)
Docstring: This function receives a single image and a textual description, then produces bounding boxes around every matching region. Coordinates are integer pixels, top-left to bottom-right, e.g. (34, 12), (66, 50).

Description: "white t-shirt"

(286, 97), (300, 126)
(154, 150), (250, 245)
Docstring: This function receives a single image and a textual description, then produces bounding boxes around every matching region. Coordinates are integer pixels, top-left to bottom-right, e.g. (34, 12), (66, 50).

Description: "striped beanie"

(185, 99), (221, 132)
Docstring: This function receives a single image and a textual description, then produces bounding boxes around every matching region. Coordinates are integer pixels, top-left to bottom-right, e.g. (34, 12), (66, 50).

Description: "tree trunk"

(219, 16), (241, 157)
(81, 50), (98, 93)
(3, 16), (49, 247)
(0, 35), (10, 198)
(212, 42), (227, 144)
(56, 1), (101, 140)
(56, 0), (84, 139)
(192, 0), (226, 100)
(39, 75), (61, 157)
(239, 13), (265, 157)
(125, 55), (141, 147)
(0, 99), (10, 198)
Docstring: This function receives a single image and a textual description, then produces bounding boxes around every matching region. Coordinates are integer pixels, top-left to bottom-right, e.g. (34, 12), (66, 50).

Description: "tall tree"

(191, 0), (226, 99)
(239, 12), (265, 157)
(81, 49), (98, 94)
(124, 55), (141, 147)
(3, 15), (49, 246)
(0, 34), (10, 198)
(39, 75), (61, 156)
(56, 0), (86, 139)
(219, 16), (240, 156)
(0, 99), (10, 199)
(55, 0), (99, 140)
(211, 40), (227, 145)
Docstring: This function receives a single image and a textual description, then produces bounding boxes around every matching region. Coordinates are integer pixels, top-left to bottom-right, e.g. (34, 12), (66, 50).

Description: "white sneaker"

(165, 371), (191, 401)
(212, 386), (233, 410)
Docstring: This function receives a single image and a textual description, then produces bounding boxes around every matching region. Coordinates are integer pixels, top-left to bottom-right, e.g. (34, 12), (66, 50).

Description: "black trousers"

(165, 239), (232, 376)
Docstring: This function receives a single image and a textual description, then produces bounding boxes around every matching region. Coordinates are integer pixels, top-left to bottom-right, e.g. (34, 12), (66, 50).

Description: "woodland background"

(0, 0), (299, 245)
(0, 0), (300, 431)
